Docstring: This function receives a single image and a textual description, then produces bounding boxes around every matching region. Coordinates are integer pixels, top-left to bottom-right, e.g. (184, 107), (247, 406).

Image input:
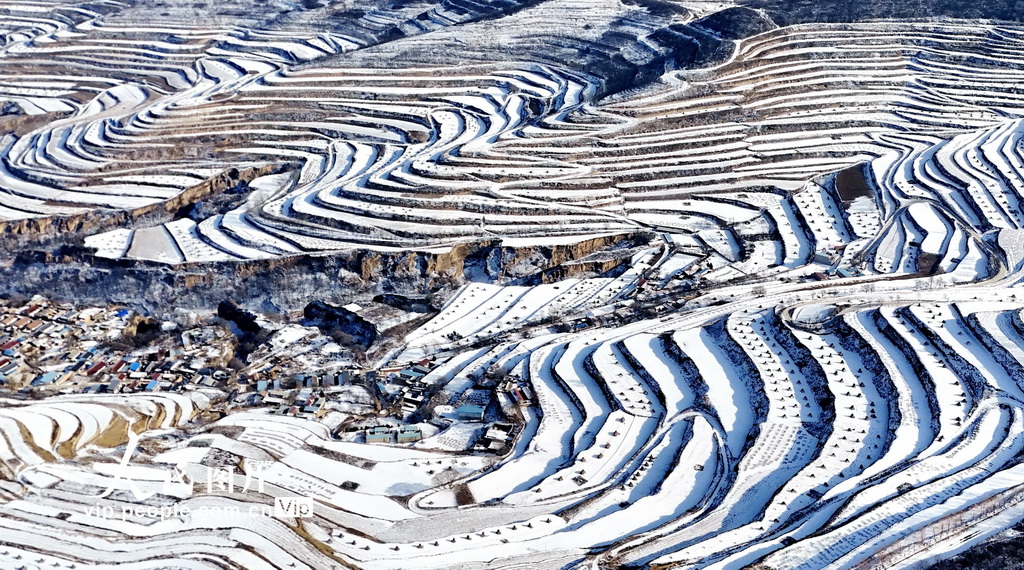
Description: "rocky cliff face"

(0, 164), (287, 253)
(0, 232), (646, 316)
(7, 0), (1016, 319)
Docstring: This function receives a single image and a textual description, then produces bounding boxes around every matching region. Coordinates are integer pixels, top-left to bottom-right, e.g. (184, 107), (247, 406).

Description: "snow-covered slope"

(4, 1), (1024, 569)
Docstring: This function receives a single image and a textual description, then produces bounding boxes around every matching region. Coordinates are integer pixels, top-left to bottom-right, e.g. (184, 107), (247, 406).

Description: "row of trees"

(855, 484), (1024, 569)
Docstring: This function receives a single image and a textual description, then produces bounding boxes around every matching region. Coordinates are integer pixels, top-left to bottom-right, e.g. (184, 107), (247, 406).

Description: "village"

(0, 296), (528, 456)
(2, 0), (1024, 565)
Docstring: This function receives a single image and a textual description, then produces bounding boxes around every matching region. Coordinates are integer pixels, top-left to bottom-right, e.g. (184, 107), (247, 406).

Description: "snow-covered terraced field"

(3, 8), (1024, 267)
(8, 1), (1024, 569)
(8, 288), (1024, 569)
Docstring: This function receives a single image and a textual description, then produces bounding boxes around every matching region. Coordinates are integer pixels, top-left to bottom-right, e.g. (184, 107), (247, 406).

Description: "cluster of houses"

(375, 360), (435, 414)
(355, 361), (528, 452)
(38, 340), (233, 395)
(3, 298), (533, 458)
(809, 247), (865, 281)
(365, 425), (423, 444)
(0, 298), (238, 395)
(263, 386), (329, 419)
(478, 422), (515, 452)
(362, 419), (514, 451)
(239, 324), (354, 385)
(231, 368), (376, 419)
(498, 377), (535, 408)
(0, 301), (132, 386)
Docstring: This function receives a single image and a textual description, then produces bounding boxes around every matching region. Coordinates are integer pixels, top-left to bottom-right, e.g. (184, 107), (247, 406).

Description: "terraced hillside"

(3, 1), (1024, 268)
(8, 286), (1024, 568)
(5, 0), (1024, 569)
